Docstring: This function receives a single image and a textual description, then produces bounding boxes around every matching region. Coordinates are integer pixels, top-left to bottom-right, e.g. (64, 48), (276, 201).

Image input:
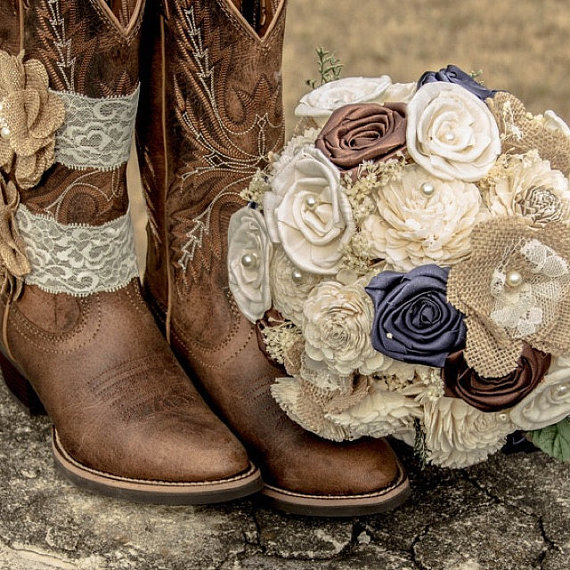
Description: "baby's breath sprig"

(342, 156), (406, 224)
(338, 234), (375, 275)
(239, 168), (271, 207)
(261, 321), (303, 366)
(306, 47), (343, 89)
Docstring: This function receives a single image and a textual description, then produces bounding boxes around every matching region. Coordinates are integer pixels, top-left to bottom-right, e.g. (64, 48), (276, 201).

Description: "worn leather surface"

(0, 0), (252, 484)
(138, 0), (403, 496)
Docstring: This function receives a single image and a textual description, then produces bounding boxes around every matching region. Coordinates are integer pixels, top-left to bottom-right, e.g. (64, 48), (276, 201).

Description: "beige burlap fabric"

(487, 92), (570, 177)
(0, 175), (30, 297)
(0, 51), (65, 189)
(272, 355), (371, 441)
(448, 217), (570, 378)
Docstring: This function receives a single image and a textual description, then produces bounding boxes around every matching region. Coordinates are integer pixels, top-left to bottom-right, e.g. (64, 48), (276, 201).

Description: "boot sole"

(52, 428), (263, 505)
(260, 458), (411, 517)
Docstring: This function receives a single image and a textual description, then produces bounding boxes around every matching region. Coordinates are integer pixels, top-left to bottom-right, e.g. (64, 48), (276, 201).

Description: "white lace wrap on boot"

(53, 86), (140, 171)
(15, 205), (139, 296)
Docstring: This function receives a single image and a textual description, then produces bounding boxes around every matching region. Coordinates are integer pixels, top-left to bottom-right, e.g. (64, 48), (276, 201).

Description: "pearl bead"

(499, 413), (509, 423)
(305, 195), (318, 210)
(291, 269), (303, 284)
(506, 270), (523, 288)
(241, 252), (259, 268)
(421, 182), (435, 196)
(386, 332), (393, 339)
(444, 132), (455, 142)
(1, 126), (10, 139)
(556, 385), (568, 397)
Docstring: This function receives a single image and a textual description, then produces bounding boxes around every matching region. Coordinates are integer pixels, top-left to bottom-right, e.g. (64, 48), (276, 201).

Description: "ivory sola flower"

(361, 164), (484, 272)
(424, 396), (515, 468)
(0, 51), (65, 189)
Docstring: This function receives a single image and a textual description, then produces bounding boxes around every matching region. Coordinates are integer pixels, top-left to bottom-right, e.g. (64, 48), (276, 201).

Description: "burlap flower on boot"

(0, 174), (30, 295)
(0, 51), (65, 189)
(447, 217), (570, 377)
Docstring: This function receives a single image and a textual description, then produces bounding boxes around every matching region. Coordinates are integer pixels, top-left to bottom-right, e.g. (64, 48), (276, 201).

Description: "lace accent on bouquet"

(16, 205), (138, 296)
(491, 239), (569, 338)
(53, 86), (140, 171)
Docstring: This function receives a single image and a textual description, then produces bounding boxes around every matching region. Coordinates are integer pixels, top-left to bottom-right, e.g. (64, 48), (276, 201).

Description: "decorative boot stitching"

(167, 2), (284, 281)
(85, 354), (198, 422)
(8, 291), (102, 353)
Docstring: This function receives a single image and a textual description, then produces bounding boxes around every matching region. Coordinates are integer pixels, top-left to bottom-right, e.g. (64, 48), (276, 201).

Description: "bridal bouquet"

(228, 64), (570, 468)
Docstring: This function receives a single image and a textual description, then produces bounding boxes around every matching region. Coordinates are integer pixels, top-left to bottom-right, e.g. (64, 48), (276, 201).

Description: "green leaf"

(528, 417), (570, 462)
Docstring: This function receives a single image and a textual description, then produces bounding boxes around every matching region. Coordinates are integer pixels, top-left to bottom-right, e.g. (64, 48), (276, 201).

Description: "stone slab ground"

(1, 381), (569, 570)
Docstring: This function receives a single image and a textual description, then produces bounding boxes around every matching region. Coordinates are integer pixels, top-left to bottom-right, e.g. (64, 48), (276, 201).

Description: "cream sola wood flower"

(423, 396), (515, 469)
(0, 51), (65, 189)
(480, 151), (570, 226)
(269, 245), (323, 326)
(301, 278), (388, 376)
(326, 365), (440, 441)
(360, 163), (485, 272)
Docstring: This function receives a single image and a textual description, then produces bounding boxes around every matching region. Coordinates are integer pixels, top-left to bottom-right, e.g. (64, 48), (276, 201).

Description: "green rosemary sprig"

(306, 47), (343, 89)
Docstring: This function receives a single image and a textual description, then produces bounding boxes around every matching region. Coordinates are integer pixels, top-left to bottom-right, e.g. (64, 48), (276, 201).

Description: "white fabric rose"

(509, 355), (570, 430)
(302, 280), (386, 375)
(227, 207), (272, 323)
(271, 129), (320, 175)
(483, 151), (570, 226)
(381, 82), (417, 104)
(269, 246), (323, 326)
(361, 164), (484, 272)
(424, 397), (515, 469)
(541, 110), (570, 138)
(326, 380), (424, 439)
(263, 146), (354, 275)
(295, 76), (392, 123)
(406, 82), (501, 182)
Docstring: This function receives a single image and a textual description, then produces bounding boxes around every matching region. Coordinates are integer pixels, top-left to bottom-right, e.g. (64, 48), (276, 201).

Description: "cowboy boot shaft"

(0, 0), (143, 225)
(138, 0), (289, 442)
(138, 0), (285, 308)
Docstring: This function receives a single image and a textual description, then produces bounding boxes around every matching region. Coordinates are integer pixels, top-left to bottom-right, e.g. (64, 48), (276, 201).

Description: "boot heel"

(0, 351), (46, 416)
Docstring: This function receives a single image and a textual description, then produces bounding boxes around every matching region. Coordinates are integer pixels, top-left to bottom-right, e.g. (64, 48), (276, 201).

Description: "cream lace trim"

(490, 239), (570, 338)
(53, 85), (140, 171)
(16, 205), (139, 296)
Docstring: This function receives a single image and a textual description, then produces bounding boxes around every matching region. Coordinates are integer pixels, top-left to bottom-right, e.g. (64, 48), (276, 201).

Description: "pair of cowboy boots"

(0, 0), (409, 516)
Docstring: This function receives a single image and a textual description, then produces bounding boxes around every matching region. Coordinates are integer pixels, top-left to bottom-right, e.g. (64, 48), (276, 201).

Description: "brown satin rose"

(442, 343), (551, 412)
(315, 102), (407, 177)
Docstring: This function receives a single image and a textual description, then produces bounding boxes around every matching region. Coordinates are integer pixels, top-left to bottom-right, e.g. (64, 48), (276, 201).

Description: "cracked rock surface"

(1, 380), (569, 570)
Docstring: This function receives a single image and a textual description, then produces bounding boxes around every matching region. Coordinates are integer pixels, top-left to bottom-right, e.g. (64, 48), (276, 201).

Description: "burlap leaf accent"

(0, 51), (65, 189)
(487, 92), (570, 177)
(0, 174), (30, 296)
(448, 217), (570, 377)
(271, 357), (371, 441)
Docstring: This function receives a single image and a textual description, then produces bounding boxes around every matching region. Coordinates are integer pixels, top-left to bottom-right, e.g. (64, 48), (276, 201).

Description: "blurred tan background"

(129, 0), (570, 267)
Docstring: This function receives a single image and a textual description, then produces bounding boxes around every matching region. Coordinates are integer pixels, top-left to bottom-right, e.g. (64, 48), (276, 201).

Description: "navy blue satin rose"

(365, 265), (467, 367)
(418, 65), (496, 101)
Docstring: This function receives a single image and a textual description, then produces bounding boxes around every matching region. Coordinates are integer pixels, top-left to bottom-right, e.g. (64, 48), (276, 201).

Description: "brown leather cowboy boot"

(137, 0), (410, 516)
(0, 0), (262, 504)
